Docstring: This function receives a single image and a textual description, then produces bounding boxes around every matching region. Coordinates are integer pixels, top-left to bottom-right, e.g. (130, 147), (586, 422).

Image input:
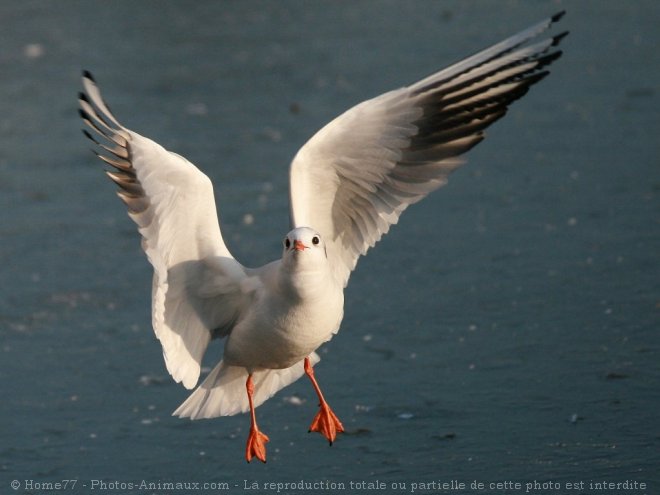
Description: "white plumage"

(79, 12), (567, 462)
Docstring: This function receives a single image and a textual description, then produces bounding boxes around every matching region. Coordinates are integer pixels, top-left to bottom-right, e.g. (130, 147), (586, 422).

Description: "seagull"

(79, 12), (567, 463)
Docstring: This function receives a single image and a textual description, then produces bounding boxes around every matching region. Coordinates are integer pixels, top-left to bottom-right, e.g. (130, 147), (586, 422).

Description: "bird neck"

(278, 260), (337, 303)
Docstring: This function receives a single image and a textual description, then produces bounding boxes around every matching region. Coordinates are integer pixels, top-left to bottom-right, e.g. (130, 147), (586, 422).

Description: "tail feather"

(173, 353), (321, 419)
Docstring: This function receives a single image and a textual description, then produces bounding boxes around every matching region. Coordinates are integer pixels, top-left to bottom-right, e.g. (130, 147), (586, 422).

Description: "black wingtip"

(552, 31), (570, 47)
(82, 69), (95, 81)
(81, 129), (105, 148)
(551, 10), (566, 23)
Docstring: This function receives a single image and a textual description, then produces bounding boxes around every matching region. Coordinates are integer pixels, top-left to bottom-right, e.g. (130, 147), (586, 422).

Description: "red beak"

(293, 240), (308, 251)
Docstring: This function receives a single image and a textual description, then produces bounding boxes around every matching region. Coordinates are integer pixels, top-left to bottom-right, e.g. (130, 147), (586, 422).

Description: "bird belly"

(224, 293), (343, 370)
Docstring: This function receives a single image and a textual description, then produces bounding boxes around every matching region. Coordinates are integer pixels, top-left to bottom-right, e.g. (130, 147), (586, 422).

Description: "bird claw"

(246, 428), (270, 463)
(308, 402), (344, 445)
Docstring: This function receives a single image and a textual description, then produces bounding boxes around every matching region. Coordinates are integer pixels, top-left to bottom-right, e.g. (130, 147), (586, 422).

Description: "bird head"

(282, 227), (327, 268)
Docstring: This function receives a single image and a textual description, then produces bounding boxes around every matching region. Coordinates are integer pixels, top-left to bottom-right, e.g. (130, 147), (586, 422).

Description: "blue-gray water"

(1, 1), (658, 493)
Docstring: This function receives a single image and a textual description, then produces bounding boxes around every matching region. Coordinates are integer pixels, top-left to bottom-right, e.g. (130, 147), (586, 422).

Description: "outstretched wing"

(79, 72), (249, 389)
(289, 12), (567, 287)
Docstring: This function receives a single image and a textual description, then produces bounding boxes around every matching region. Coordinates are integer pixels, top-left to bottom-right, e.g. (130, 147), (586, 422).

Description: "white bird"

(79, 12), (567, 462)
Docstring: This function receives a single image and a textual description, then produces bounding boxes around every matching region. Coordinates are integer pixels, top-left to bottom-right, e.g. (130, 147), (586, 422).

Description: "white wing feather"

(289, 12), (567, 287)
(80, 73), (249, 389)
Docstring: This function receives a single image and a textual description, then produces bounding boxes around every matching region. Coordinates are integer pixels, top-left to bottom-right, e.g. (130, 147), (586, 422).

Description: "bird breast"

(224, 265), (344, 370)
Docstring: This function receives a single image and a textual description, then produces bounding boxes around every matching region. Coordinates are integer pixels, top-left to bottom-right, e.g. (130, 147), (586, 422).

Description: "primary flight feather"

(79, 12), (567, 462)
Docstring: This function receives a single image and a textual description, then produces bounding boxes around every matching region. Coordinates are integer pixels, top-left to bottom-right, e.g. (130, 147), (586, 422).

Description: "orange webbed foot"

(309, 401), (344, 445)
(245, 374), (269, 463)
(246, 427), (270, 463)
(304, 356), (344, 445)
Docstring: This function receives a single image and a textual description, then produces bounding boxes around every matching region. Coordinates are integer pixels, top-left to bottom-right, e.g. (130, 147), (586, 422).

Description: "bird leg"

(245, 374), (269, 463)
(305, 357), (344, 445)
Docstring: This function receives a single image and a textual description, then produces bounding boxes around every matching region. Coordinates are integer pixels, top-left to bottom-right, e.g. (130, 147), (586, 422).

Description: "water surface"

(1, 1), (658, 493)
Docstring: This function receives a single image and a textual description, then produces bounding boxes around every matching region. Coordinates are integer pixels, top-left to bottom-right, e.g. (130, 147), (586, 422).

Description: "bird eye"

(284, 238), (291, 249)
(312, 236), (320, 245)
